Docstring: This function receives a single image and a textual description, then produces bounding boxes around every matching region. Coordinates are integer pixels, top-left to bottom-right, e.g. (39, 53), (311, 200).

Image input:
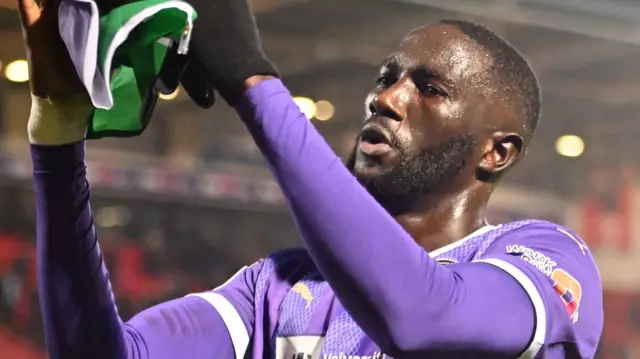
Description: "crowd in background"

(0, 185), (299, 348)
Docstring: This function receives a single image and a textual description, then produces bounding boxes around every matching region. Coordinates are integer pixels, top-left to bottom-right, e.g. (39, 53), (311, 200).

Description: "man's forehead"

(389, 24), (493, 84)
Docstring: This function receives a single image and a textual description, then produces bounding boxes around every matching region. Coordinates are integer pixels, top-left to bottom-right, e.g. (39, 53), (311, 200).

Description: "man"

(20, 0), (602, 357)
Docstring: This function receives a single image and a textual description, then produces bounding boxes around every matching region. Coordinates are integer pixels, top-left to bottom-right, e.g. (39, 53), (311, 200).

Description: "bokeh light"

(293, 97), (317, 119)
(555, 135), (585, 157)
(315, 100), (335, 121)
(5, 60), (29, 83)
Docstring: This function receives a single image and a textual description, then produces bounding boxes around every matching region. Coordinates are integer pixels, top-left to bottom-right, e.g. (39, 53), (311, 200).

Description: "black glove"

(155, 44), (217, 109)
(181, 0), (279, 106)
(181, 60), (217, 108)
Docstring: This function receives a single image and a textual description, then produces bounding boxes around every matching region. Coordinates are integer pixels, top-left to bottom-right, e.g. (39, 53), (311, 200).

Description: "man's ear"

(476, 132), (523, 182)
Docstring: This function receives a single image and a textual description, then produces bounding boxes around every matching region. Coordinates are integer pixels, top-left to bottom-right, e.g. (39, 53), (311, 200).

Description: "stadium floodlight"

(314, 100), (335, 121)
(5, 60), (29, 83)
(555, 134), (585, 157)
(293, 96), (317, 120)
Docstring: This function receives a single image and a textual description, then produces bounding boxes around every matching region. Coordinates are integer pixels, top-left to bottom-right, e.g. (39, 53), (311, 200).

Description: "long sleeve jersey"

(32, 79), (603, 359)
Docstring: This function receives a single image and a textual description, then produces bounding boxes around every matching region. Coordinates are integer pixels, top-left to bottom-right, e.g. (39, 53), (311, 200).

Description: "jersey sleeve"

(187, 260), (264, 359)
(474, 223), (604, 358)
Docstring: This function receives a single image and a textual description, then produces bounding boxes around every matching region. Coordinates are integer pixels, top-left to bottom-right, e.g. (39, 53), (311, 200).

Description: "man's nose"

(368, 78), (410, 122)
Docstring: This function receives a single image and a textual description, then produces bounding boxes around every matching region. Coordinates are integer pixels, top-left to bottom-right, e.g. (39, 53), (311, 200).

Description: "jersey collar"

(429, 225), (497, 258)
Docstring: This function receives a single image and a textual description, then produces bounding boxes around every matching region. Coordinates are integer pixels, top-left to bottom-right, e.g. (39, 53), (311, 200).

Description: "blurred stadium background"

(0, 0), (638, 357)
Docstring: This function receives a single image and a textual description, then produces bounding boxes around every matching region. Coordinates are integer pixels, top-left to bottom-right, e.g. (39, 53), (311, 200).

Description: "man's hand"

(181, 0), (279, 106)
(17, 0), (83, 99)
(17, 0), (93, 145)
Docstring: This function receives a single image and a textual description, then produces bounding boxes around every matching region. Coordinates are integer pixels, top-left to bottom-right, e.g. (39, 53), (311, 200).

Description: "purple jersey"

(190, 221), (601, 359)
(32, 79), (602, 359)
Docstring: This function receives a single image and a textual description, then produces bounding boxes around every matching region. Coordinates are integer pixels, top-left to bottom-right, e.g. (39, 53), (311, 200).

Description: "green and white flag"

(58, 0), (197, 138)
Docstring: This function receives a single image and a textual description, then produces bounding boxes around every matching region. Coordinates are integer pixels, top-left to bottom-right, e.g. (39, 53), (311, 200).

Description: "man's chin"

(353, 150), (400, 171)
(351, 160), (391, 179)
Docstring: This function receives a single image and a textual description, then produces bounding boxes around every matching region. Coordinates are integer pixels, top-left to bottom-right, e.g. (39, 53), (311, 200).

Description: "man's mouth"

(359, 123), (393, 156)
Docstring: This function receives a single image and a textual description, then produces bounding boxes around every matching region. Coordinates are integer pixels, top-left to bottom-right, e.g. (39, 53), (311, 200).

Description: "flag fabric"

(58, 0), (196, 138)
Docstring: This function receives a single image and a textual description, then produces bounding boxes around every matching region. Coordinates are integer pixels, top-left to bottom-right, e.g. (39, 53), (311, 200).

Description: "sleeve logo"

(506, 245), (557, 276)
(506, 245), (583, 323)
(551, 268), (582, 323)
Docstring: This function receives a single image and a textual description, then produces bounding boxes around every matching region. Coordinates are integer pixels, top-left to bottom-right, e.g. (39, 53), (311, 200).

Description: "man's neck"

(393, 186), (491, 252)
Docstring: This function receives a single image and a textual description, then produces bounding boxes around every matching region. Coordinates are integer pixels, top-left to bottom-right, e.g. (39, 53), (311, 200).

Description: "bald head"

(396, 24), (495, 92)
(387, 21), (540, 142)
(438, 20), (541, 143)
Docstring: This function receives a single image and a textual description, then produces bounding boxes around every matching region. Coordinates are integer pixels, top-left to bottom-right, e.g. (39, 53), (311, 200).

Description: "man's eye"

(421, 84), (445, 97)
(375, 75), (393, 87)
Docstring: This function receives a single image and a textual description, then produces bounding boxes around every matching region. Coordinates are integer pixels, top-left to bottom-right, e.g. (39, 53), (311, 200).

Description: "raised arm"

(161, 0), (545, 353)
(233, 79), (533, 356)
(32, 133), (238, 359)
(233, 78), (601, 358)
(20, 1), (245, 358)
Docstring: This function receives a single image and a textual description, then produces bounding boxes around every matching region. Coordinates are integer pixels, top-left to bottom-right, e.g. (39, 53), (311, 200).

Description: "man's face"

(347, 24), (498, 214)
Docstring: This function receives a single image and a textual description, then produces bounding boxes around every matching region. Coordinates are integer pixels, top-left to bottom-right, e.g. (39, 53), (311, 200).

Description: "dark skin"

(246, 24), (526, 252)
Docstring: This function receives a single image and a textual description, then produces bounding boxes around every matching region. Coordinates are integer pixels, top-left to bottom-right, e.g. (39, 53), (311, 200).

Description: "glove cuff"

(185, 0), (279, 106)
(190, 46), (279, 106)
(28, 94), (92, 145)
